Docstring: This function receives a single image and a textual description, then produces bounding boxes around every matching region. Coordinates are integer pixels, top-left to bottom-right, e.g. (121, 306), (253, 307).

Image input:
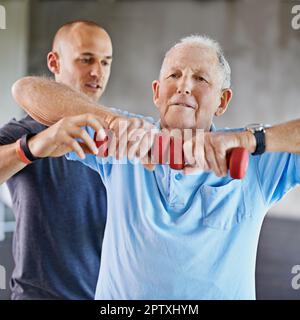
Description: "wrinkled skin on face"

(152, 44), (232, 131)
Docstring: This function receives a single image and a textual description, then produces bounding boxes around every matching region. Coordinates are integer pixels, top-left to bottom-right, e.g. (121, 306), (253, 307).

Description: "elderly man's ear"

(152, 80), (160, 107)
(47, 52), (60, 75)
(214, 88), (233, 116)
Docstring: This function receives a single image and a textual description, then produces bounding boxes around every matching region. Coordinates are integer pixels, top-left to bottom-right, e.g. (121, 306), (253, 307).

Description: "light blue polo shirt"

(67, 124), (300, 300)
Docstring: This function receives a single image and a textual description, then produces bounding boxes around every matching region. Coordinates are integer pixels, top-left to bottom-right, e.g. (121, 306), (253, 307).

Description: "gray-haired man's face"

(152, 44), (227, 131)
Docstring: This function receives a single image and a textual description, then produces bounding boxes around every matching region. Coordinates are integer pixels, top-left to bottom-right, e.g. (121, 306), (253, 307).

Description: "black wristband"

(20, 133), (42, 162)
(252, 130), (266, 155)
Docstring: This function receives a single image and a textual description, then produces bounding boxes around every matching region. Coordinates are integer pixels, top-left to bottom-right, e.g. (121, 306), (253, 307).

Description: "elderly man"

(0, 20), (114, 299)
(12, 35), (300, 299)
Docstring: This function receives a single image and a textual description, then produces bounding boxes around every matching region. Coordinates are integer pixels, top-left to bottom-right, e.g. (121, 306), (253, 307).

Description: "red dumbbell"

(94, 133), (109, 157)
(94, 132), (249, 179)
(226, 147), (249, 179)
(151, 134), (249, 179)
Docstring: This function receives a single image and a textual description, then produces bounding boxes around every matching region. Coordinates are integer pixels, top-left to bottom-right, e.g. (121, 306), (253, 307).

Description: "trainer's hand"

(28, 113), (106, 159)
(183, 131), (255, 176)
(99, 115), (159, 170)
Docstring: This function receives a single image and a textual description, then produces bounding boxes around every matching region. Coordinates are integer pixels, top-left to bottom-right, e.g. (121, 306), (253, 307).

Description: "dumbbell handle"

(94, 133), (249, 179)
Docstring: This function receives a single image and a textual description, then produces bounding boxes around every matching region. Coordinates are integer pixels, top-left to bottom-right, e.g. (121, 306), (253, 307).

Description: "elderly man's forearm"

(265, 119), (300, 153)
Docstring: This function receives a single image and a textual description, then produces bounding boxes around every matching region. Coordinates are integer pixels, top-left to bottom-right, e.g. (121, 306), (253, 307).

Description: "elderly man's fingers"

(205, 143), (223, 177)
(116, 121), (130, 160)
(136, 131), (155, 160)
(127, 126), (154, 161)
(127, 135), (142, 160)
(141, 152), (156, 171)
(214, 149), (228, 177)
(183, 165), (204, 175)
(143, 163), (156, 171)
(183, 139), (196, 166)
(107, 133), (117, 158)
(96, 128), (108, 141)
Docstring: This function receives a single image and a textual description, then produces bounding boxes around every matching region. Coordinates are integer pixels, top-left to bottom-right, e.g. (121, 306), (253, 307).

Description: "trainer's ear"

(215, 88), (233, 116)
(152, 80), (160, 109)
(47, 51), (60, 75)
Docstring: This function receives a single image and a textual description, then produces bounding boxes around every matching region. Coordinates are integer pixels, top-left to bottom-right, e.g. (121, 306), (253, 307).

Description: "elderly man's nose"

(177, 85), (191, 95)
(177, 78), (192, 95)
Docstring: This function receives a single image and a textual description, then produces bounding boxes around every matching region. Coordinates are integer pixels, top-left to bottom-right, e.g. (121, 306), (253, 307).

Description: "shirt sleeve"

(0, 116), (46, 145)
(66, 126), (113, 185)
(254, 151), (300, 206)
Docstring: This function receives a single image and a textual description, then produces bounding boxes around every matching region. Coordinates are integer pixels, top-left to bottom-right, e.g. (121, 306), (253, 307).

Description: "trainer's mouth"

(85, 83), (102, 91)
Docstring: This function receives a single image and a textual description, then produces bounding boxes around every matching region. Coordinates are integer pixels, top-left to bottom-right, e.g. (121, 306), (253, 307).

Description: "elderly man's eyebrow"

(194, 68), (211, 77)
(193, 68), (207, 74)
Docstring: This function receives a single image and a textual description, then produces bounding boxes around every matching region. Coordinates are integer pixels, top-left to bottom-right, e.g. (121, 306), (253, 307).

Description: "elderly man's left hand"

(183, 131), (256, 176)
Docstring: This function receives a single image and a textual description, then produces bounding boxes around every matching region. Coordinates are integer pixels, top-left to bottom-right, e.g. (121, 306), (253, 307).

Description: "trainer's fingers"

(65, 137), (85, 159)
(79, 142), (94, 154)
(69, 127), (98, 154)
(72, 113), (108, 132)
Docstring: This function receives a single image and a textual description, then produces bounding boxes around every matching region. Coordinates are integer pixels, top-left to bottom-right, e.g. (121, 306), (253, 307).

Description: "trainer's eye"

(80, 57), (93, 64)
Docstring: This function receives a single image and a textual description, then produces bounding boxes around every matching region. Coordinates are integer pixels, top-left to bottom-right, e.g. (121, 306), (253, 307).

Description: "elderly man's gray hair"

(161, 35), (231, 89)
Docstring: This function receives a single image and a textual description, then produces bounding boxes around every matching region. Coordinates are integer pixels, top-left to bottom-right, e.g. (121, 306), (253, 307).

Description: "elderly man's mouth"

(170, 103), (196, 110)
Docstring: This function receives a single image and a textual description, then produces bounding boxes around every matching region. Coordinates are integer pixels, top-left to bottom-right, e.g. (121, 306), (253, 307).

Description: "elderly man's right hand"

(103, 115), (158, 170)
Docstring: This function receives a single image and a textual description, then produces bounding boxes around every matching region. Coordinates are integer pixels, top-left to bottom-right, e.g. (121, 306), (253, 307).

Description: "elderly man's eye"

(168, 73), (180, 79)
(195, 75), (207, 82)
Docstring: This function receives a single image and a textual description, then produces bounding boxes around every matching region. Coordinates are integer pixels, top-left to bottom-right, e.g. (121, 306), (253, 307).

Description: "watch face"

(246, 123), (265, 131)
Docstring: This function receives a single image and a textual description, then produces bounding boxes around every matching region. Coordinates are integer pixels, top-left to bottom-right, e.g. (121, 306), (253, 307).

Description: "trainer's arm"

(12, 76), (157, 170)
(12, 76), (117, 127)
(0, 143), (27, 184)
(0, 113), (103, 185)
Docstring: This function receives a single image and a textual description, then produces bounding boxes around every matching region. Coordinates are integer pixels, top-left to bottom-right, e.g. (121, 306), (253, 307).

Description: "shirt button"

(175, 173), (182, 181)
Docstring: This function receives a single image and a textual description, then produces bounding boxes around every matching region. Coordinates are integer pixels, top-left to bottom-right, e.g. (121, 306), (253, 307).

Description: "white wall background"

(0, 0), (29, 237)
(0, 0), (29, 124)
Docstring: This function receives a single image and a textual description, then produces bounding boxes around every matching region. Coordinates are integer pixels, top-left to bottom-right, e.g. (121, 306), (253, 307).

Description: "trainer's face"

(50, 26), (112, 102)
(152, 44), (231, 130)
